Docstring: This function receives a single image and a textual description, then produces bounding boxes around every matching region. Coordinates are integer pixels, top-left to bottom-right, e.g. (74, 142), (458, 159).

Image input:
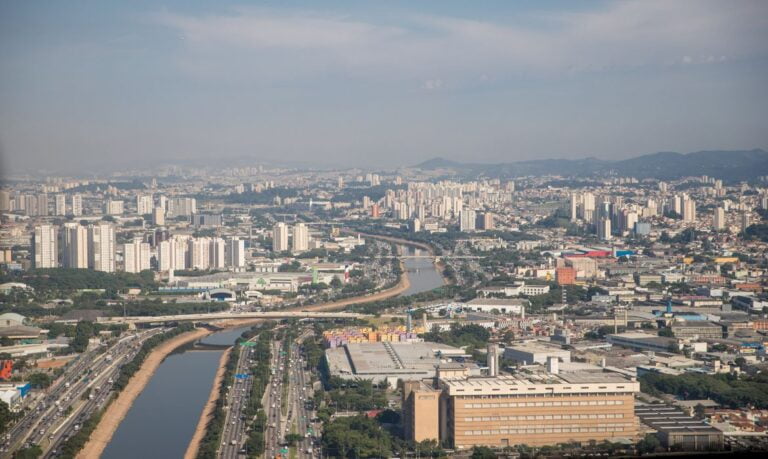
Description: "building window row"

(463, 413), (624, 422)
(463, 399), (624, 409)
(461, 426), (627, 436)
(456, 392), (629, 400)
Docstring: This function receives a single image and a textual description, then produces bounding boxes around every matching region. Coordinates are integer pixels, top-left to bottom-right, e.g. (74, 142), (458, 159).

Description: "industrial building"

(403, 363), (639, 448)
(636, 405), (723, 451)
(324, 341), (474, 386)
(503, 342), (571, 365)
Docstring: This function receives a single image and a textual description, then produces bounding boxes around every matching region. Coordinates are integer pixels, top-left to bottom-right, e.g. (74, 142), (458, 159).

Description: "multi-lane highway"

(285, 331), (319, 459)
(1, 328), (165, 457)
(219, 337), (256, 459)
(264, 338), (287, 459)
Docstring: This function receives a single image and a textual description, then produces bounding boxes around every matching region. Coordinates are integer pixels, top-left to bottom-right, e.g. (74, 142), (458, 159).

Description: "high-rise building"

(55, 194), (67, 216)
(188, 238), (211, 270)
(682, 197), (696, 223)
(169, 197), (196, 217)
(71, 194), (83, 216)
(460, 209), (476, 232)
(62, 223), (88, 268)
(33, 225), (57, 268)
(24, 194), (37, 216)
(123, 239), (150, 273)
(0, 190), (9, 212)
(598, 218), (612, 241)
(292, 223), (309, 253)
(226, 237), (246, 268)
(152, 207), (165, 226)
(476, 212), (494, 230)
(209, 237), (226, 269)
(713, 207), (726, 230)
(106, 199), (125, 215)
(88, 223), (116, 272)
(740, 213), (750, 233)
(273, 222), (289, 252)
(136, 194), (153, 215)
(37, 193), (49, 216)
(570, 193), (580, 221)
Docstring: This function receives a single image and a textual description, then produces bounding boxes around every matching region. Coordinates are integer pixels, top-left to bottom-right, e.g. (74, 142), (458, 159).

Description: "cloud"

(152, 0), (768, 86)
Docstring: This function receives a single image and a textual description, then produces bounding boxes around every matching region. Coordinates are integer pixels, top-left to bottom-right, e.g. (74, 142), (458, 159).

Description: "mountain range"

(413, 149), (768, 182)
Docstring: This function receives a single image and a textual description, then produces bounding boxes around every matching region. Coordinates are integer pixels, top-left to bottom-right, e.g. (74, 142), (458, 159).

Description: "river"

(399, 246), (444, 296)
(101, 326), (251, 458)
(102, 246), (443, 455)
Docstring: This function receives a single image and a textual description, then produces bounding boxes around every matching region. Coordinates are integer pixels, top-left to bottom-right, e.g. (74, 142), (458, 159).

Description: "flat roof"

(636, 405), (723, 434)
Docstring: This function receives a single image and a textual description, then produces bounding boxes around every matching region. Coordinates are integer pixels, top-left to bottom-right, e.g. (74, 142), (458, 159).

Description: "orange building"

(556, 267), (576, 285)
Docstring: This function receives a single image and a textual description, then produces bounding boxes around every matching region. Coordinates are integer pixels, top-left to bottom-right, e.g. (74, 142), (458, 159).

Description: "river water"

(102, 326), (251, 458)
(102, 246), (443, 455)
(399, 246), (444, 296)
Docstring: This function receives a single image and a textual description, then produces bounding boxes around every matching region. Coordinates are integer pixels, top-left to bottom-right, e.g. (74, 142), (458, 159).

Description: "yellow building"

(405, 368), (639, 449)
(403, 381), (440, 443)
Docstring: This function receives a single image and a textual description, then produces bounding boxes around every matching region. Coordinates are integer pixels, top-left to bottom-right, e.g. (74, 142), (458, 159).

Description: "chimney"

(487, 344), (498, 377)
(546, 356), (559, 375)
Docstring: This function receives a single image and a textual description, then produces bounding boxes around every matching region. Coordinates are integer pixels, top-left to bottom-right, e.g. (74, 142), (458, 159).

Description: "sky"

(1, 0), (767, 174)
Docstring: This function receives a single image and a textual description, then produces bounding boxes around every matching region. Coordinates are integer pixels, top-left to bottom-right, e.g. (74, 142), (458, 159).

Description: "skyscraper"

(598, 218), (612, 241)
(292, 223), (309, 253)
(273, 222), (289, 252)
(0, 190), (9, 212)
(152, 206), (165, 226)
(682, 197), (697, 223)
(33, 225), (57, 268)
(209, 237), (226, 269)
(62, 223), (88, 268)
(89, 223), (116, 272)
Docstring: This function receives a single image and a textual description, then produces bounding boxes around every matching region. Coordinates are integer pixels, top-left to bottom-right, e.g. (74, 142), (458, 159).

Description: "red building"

(556, 267), (576, 285)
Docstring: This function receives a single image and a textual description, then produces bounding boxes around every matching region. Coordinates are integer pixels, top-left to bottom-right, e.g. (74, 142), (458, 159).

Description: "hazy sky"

(1, 0), (767, 174)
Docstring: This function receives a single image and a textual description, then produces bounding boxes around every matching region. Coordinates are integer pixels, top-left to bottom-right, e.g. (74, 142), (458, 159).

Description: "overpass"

(93, 310), (368, 325)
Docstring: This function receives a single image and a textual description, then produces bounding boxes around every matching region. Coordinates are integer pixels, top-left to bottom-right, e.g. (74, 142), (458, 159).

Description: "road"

(264, 339), (287, 459)
(219, 337), (256, 459)
(285, 330), (320, 459)
(1, 328), (165, 457)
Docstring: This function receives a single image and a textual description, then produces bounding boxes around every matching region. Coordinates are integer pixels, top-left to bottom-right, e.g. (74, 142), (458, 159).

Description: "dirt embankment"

(77, 328), (212, 459)
(183, 347), (231, 459)
(294, 260), (410, 312)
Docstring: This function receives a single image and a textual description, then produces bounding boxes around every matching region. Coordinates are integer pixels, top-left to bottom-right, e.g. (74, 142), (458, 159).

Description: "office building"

(71, 194), (83, 216)
(123, 239), (150, 273)
(33, 225), (57, 268)
(191, 214), (222, 227)
(88, 223), (116, 272)
(55, 194), (66, 216)
(273, 222), (289, 252)
(292, 223), (309, 253)
(476, 212), (494, 230)
(62, 223), (88, 269)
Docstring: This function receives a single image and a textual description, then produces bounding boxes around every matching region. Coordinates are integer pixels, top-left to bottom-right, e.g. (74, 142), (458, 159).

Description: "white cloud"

(152, 1), (768, 84)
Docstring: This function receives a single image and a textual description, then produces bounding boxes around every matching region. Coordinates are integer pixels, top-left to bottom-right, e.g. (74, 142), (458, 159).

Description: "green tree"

(471, 446), (497, 459)
(28, 372), (52, 389)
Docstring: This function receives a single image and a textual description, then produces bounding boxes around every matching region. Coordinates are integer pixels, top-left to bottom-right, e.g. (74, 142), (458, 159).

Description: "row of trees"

(640, 372), (768, 409)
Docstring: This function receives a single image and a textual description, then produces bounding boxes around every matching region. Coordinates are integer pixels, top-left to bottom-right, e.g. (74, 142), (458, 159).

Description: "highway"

(264, 338), (287, 459)
(1, 328), (165, 456)
(92, 310), (367, 325)
(219, 337), (256, 459)
(285, 329), (319, 459)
